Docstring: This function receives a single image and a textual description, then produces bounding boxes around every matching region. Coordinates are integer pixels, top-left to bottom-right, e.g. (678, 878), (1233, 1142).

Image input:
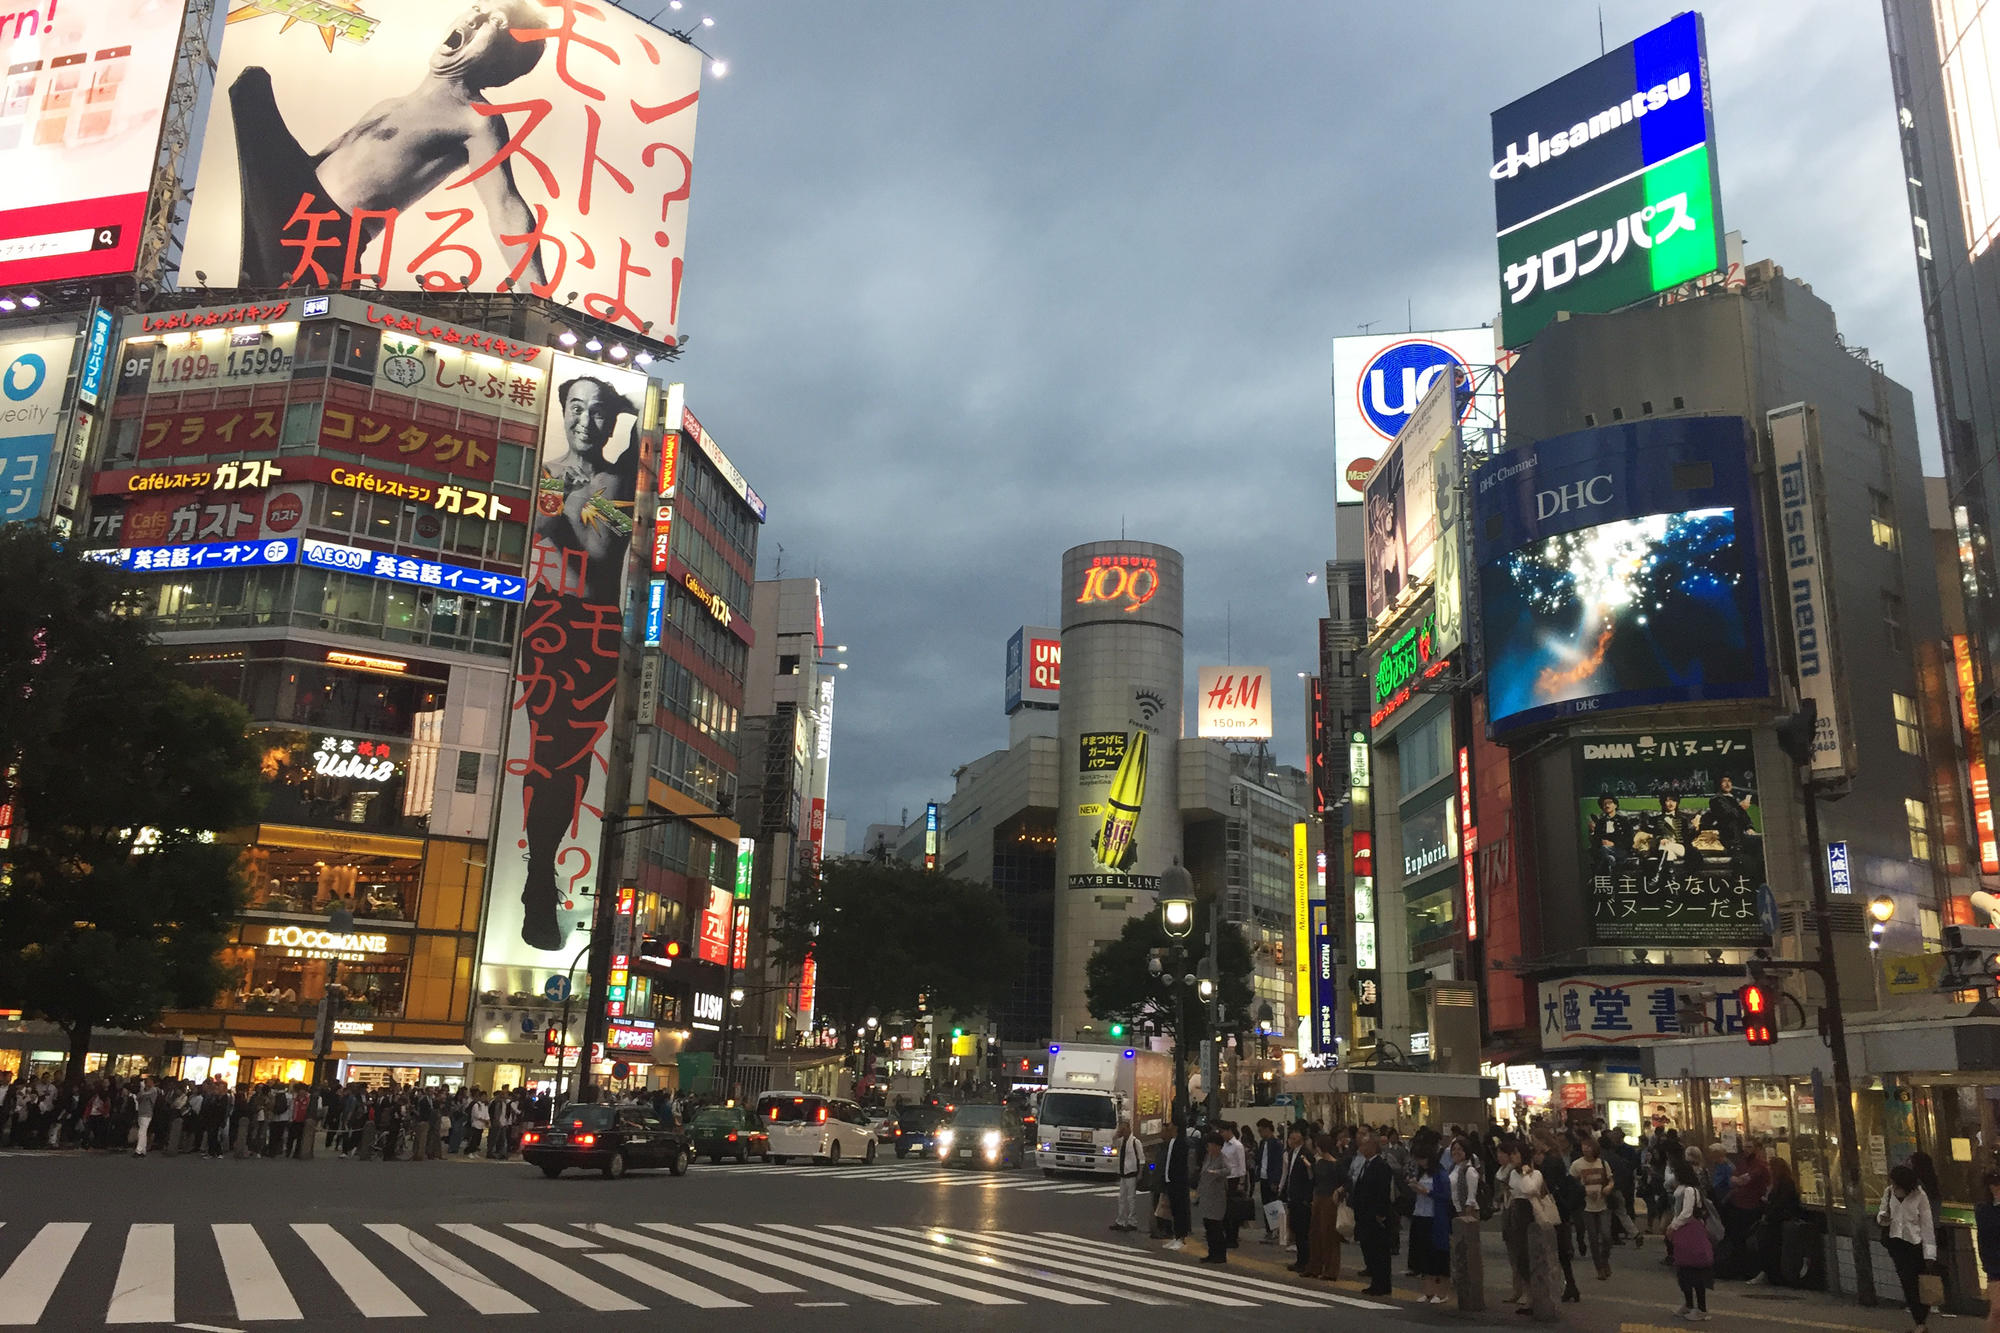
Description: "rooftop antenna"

(1358, 320), (1378, 335)
(1598, 6), (1606, 54)
(1407, 298), (1413, 333)
(1226, 602), (1233, 665)
(772, 542), (785, 578)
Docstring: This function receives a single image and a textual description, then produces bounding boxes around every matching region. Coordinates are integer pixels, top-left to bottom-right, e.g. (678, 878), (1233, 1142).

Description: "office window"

(1907, 797), (1931, 862)
(1893, 692), (1923, 755)
(1920, 906), (1943, 950)
(1870, 489), (1898, 550)
(1884, 592), (1907, 654)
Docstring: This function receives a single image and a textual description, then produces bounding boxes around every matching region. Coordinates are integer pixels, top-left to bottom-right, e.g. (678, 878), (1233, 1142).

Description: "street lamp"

(1160, 863), (1194, 940)
(1156, 860), (1196, 1125)
(1868, 895), (1896, 950)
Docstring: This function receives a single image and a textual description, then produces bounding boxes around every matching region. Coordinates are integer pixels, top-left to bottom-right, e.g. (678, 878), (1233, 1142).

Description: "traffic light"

(1773, 698), (1818, 769)
(1108, 1022), (1125, 1039)
(543, 1024), (561, 1057)
(1739, 982), (1776, 1046)
(951, 1026), (964, 1038)
(1941, 924), (2000, 990)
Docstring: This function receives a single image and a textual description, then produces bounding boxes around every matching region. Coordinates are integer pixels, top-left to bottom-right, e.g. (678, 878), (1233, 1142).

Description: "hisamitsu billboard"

(1491, 11), (1723, 347)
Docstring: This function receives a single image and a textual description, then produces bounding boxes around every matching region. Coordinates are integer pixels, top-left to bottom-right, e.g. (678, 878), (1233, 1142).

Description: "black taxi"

(522, 1102), (692, 1179)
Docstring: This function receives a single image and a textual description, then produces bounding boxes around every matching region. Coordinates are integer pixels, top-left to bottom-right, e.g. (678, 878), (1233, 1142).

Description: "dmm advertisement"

(1491, 11), (1723, 347)
(179, 0), (703, 340)
(0, 0), (186, 286)
(1474, 417), (1767, 735)
(1574, 729), (1765, 947)
(484, 352), (647, 968)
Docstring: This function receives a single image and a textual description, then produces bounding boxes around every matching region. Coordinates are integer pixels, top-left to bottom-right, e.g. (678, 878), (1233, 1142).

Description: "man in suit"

(1589, 795), (1636, 876)
(1255, 1119), (1286, 1243)
(1351, 1129), (1398, 1296)
(1160, 1119), (1193, 1251)
(1281, 1124), (1316, 1272)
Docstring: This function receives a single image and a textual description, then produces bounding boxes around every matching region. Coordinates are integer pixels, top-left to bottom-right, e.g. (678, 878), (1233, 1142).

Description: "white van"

(756, 1090), (879, 1165)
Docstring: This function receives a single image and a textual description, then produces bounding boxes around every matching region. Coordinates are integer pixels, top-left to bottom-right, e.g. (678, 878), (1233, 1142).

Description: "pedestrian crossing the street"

(757, 1162), (1121, 1195)
(0, 1219), (1397, 1324)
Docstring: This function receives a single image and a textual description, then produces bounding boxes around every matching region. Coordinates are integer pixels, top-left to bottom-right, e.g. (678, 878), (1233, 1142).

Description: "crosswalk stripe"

(783, 1226), (1104, 1305)
(582, 1252), (747, 1309)
(1031, 1231), (1395, 1310)
(106, 1223), (173, 1325)
(841, 1226), (1174, 1305)
(437, 1225), (643, 1313)
(712, 1224), (1018, 1306)
(291, 1224), (421, 1318)
(908, 1228), (1258, 1307)
(638, 1223), (934, 1306)
(0, 1221), (84, 1326)
(589, 1224), (805, 1294)
(213, 1223), (302, 1321)
(364, 1224), (534, 1316)
(503, 1223), (596, 1250)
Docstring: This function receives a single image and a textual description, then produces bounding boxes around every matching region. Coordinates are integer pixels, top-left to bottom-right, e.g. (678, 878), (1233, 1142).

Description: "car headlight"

(1101, 1144), (1115, 1155)
(982, 1130), (1002, 1148)
(936, 1129), (955, 1149)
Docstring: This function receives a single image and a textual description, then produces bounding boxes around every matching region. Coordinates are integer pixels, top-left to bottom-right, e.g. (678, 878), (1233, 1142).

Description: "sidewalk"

(1150, 1223), (1933, 1331)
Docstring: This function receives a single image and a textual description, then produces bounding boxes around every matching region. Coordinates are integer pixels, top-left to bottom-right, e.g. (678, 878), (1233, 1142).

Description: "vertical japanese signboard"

(180, 0), (703, 340)
(1292, 822), (1310, 1033)
(0, 333), (75, 524)
(484, 352), (647, 969)
(1490, 11), (1724, 347)
(1575, 729), (1766, 947)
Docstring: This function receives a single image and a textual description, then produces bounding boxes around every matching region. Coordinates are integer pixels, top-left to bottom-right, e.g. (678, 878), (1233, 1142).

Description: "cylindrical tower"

(1052, 540), (1185, 1042)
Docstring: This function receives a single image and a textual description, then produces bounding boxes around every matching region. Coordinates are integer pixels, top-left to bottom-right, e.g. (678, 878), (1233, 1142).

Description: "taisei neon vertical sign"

(1457, 746), (1478, 940)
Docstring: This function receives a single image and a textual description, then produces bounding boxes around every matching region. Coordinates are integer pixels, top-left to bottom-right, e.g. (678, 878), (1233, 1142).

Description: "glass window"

(250, 726), (428, 835)
(1884, 592), (1907, 654)
(455, 750), (482, 794)
(282, 402), (321, 448)
(1870, 488), (1898, 550)
(1893, 692), (1923, 755)
(1907, 797), (1932, 861)
(240, 843), (421, 921)
(1398, 709), (1449, 796)
(331, 324), (381, 382)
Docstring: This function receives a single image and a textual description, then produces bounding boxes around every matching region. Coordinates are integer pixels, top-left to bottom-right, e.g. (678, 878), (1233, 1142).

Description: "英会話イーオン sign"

(1490, 11), (1723, 348)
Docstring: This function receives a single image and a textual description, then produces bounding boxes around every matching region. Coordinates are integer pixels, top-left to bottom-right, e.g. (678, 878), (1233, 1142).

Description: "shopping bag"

(1263, 1200), (1285, 1233)
(1336, 1201), (1356, 1241)
(1154, 1194), (1172, 1222)
(1918, 1272), (1945, 1306)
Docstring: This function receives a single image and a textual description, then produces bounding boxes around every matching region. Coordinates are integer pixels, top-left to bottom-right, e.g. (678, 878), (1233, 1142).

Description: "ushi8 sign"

(1490, 11), (1723, 347)
(178, 0), (704, 340)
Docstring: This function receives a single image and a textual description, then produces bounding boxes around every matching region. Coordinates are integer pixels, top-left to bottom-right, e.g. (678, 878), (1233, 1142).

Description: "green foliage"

(1084, 896), (1255, 1047)
(0, 526), (264, 1076)
(770, 858), (1023, 1036)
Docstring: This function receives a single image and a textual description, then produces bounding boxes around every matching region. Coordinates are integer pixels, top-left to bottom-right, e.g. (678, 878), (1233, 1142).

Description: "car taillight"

(815, 1108), (827, 1123)
(769, 1108), (779, 1121)
(726, 1133), (737, 1141)
(522, 1132), (539, 1144)
(576, 1134), (596, 1146)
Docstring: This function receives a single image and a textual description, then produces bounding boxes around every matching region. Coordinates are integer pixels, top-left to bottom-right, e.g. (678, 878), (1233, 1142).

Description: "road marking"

(108, 1223), (175, 1325)
(769, 1224), (1101, 1306)
(795, 1301), (848, 1307)
(212, 1224), (302, 1322)
(291, 1224), (421, 1318)
(503, 1223), (595, 1251)
(708, 1224), (1019, 1306)
(907, 1227), (1258, 1307)
(364, 1224), (533, 1316)
(437, 1225), (643, 1312)
(594, 1225), (803, 1294)
(583, 1252), (746, 1308)
(173, 1324), (244, 1333)
(843, 1225), (1175, 1305)
(1032, 1231), (1394, 1310)
(0, 1222), (86, 1326)
(643, 1223), (933, 1306)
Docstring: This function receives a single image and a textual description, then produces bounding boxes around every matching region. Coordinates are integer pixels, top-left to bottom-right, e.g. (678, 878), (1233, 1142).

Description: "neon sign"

(1372, 610), (1448, 726)
(1075, 555), (1160, 613)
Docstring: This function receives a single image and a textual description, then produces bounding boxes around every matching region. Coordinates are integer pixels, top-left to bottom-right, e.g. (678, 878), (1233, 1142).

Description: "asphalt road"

(0, 1147), (1926, 1331)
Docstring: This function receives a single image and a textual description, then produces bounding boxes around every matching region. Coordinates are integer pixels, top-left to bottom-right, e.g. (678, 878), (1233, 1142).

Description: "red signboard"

(732, 903), (750, 973)
(1352, 832), (1373, 877)
(1028, 637), (1061, 691)
(134, 402), (499, 482)
(1458, 747), (1478, 942)
(96, 454), (521, 523)
(697, 886), (731, 967)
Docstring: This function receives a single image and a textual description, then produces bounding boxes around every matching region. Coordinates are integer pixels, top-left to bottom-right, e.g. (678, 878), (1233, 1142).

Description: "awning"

(228, 1037), (313, 1058)
(1640, 1012), (2000, 1080)
(1286, 1068), (1500, 1099)
(335, 1041), (474, 1067)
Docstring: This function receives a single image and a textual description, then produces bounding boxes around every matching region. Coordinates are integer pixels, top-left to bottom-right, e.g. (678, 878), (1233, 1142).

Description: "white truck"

(1033, 1043), (1171, 1175)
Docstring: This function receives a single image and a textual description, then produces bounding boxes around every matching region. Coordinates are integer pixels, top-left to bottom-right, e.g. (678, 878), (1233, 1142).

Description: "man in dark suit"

(1350, 1130), (1398, 1295)
(1281, 1124), (1316, 1271)
(1159, 1118), (1193, 1250)
(1254, 1119), (1286, 1243)
(1588, 795), (1636, 876)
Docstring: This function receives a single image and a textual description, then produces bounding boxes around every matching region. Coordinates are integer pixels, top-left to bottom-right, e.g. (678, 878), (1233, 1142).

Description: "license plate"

(545, 1134), (567, 1146)
(959, 1148), (972, 1157)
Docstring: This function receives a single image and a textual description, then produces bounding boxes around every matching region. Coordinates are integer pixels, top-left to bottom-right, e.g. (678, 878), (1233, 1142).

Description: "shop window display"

(240, 844), (420, 921)
(253, 726), (425, 835)
(217, 941), (408, 1020)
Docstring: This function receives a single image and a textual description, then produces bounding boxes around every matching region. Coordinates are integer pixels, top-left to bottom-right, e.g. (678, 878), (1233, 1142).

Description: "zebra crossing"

(757, 1162), (1120, 1195)
(0, 1219), (1397, 1324)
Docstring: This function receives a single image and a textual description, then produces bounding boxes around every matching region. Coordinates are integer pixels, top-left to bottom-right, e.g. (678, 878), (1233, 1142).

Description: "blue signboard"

(1826, 841), (1852, 896)
(1004, 627), (1025, 714)
(298, 538), (528, 602)
(645, 579), (666, 647)
(78, 309), (114, 408)
(86, 538), (297, 571)
(1473, 418), (1767, 734)
(1309, 895), (1338, 1057)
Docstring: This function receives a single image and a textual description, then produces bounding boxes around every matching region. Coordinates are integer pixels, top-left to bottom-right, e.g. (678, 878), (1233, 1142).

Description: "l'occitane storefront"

(161, 826), (486, 1085)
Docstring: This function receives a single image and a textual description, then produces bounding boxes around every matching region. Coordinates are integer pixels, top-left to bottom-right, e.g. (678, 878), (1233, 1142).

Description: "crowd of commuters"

(1111, 1113), (1954, 1327)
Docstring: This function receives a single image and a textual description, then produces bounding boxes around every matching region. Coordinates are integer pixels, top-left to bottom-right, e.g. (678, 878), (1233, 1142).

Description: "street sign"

(1755, 884), (1779, 942)
(542, 975), (572, 1002)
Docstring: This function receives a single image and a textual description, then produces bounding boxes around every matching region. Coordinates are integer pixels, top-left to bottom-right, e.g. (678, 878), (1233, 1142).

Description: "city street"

(0, 1150), (1930, 1332)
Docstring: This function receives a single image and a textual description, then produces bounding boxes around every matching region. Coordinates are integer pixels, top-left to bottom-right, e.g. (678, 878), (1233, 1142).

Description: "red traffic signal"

(543, 1025), (561, 1056)
(1739, 982), (1776, 1046)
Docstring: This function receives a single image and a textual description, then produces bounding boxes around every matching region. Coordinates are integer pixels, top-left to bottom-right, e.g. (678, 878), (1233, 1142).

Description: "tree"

(1084, 894), (1255, 1050)
(0, 526), (264, 1081)
(770, 858), (1023, 1039)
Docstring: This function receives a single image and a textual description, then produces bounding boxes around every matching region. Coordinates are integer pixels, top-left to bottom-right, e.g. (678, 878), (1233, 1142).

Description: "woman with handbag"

(1306, 1132), (1346, 1279)
(1502, 1140), (1561, 1320)
(1667, 1145), (1718, 1321)
(1879, 1162), (1939, 1332)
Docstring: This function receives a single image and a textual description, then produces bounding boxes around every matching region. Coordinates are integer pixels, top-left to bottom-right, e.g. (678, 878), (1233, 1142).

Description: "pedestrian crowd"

(1107, 1113), (1953, 1328)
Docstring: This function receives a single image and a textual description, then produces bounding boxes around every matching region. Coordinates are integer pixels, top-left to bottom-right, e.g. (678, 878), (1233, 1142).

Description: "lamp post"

(1158, 861), (1195, 1127)
(551, 929), (594, 1105)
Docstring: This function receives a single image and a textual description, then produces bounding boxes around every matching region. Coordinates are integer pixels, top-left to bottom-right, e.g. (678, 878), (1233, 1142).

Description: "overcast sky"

(670, 1), (1931, 833)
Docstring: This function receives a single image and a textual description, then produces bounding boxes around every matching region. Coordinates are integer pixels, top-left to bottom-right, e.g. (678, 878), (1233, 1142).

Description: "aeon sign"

(1331, 327), (1496, 500)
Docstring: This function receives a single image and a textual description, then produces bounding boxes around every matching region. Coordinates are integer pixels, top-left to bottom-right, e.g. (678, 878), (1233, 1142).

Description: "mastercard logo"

(1344, 457), (1376, 494)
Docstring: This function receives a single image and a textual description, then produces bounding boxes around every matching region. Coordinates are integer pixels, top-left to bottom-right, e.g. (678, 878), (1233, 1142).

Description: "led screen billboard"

(0, 331), (76, 524)
(1491, 11), (1723, 347)
(482, 351), (647, 971)
(0, 0), (186, 286)
(1573, 729), (1766, 947)
(1473, 417), (1766, 734)
(179, 0), (702, 340)
(1330, 327), (1495, 501)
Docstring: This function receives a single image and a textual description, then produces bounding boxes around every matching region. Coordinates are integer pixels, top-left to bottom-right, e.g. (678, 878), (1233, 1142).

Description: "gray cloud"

(669, 0), (1931, 828)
